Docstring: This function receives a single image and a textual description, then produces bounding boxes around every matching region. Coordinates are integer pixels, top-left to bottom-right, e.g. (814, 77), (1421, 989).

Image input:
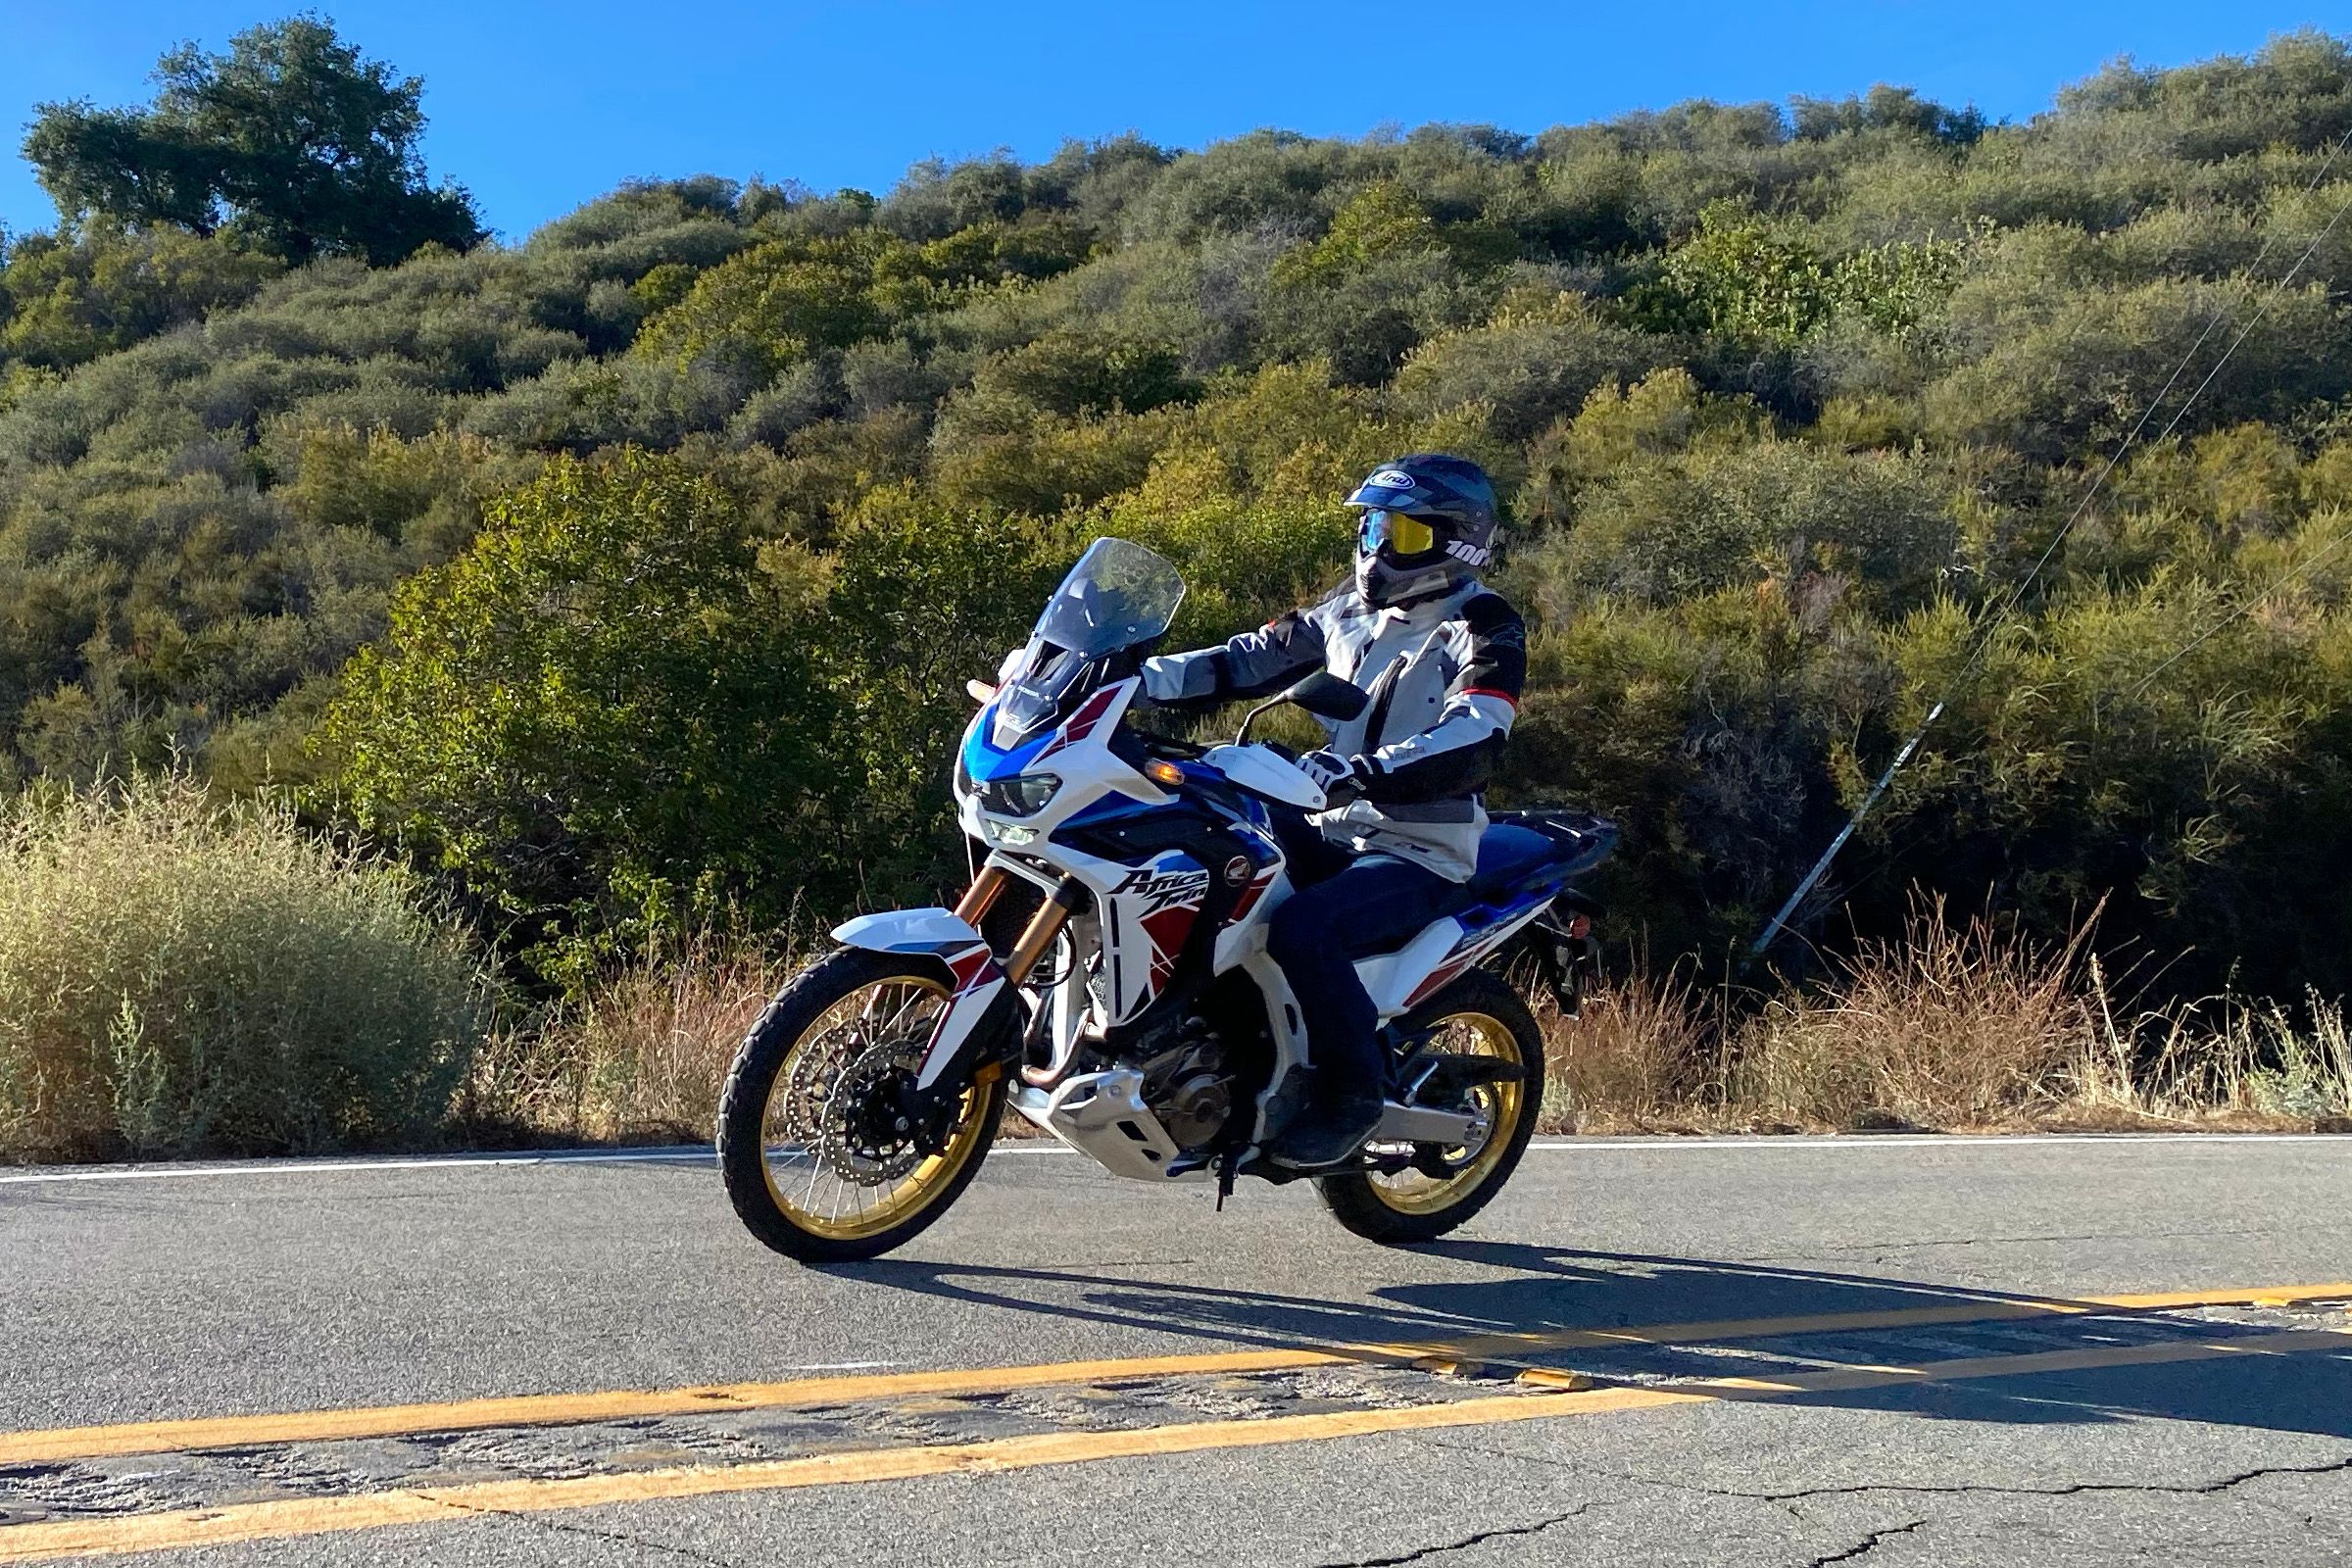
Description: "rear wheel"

(1317, 970), (1545, 1244)
(717, 948), (1006, 1263)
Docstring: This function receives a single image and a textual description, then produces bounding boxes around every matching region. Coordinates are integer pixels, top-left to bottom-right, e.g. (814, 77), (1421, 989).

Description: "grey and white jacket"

(1141, 579), (1527, 881)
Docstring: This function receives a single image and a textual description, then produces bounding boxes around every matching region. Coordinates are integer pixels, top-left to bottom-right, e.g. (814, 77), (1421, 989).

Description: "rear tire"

(717, 948), (1006, 1264)
(1317, 970), (1545, 1244)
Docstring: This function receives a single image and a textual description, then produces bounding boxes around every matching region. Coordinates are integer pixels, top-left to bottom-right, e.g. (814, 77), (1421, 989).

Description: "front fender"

(834, 906), (986, 953)
(831, 906), (1007, 1091)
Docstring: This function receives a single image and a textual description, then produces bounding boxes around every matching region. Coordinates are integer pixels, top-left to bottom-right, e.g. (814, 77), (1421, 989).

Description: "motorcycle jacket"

(1140, 578), (1527, 881)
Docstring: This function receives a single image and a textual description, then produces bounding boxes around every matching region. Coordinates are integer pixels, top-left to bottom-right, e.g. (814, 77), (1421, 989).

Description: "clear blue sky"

(7, 1), (2351, 242)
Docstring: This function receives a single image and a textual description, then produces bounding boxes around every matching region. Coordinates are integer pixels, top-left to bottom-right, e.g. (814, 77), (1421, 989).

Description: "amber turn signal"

(1144, 759), (1186, 788)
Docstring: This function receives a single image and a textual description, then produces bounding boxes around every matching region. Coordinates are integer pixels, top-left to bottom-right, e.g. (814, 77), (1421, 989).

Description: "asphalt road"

(4, 1133), (2350, 1566)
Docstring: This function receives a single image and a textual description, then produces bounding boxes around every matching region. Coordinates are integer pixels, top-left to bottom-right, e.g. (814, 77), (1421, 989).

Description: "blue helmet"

(1344, 454), (1498, 608)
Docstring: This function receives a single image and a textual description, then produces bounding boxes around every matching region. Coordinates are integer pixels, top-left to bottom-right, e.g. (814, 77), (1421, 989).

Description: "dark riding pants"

(1261, 812), (1463, 1102)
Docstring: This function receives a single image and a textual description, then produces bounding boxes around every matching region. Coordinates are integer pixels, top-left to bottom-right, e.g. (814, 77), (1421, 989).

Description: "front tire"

(1318, 969), (1546, 1244)
(717, 948), (1006, 1263)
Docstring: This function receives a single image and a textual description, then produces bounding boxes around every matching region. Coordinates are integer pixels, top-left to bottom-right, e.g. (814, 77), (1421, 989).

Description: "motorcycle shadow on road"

(844, 1242), (2352, 1444)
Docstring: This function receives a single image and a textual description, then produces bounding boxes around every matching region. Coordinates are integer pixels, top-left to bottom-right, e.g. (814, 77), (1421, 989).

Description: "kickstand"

(1213, 1151), (1238, 1212)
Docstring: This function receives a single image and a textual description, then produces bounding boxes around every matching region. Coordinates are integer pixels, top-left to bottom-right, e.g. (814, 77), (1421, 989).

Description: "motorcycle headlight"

(977, 771), (1061, 817)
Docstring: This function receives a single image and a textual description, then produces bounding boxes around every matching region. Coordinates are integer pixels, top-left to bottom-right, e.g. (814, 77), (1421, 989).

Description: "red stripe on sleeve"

(1459, 687), (1519, 707)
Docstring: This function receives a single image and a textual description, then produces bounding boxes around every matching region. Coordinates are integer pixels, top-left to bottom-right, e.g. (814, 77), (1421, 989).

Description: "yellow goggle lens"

(1361, 509), (1436, 557)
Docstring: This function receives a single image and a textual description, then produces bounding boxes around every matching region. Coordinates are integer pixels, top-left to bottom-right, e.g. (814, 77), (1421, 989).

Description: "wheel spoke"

(747, 969), (994, 1244)
(1367, 1008), (1525, 1216)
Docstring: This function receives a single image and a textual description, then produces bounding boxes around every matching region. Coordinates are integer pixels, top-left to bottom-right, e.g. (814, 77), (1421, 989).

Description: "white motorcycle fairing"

(950, 674), (1530, 1179)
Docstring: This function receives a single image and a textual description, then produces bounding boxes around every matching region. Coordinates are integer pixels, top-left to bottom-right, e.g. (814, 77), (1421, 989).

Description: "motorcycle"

(718, 537), (1614, 1262)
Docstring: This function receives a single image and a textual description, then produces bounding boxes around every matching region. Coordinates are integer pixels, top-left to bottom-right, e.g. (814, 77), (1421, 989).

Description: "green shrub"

(1392, 290), (1669, 440)
(0, 774), (496, 1159)
(9, 32), (2352, 1021)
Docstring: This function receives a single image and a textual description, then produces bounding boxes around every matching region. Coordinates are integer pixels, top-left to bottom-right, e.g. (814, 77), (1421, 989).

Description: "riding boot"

(1267, 1079), (1383, 1169)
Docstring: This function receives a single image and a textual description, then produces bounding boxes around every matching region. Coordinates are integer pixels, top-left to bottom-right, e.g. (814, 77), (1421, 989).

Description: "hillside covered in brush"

(5, 24), (2352, 998)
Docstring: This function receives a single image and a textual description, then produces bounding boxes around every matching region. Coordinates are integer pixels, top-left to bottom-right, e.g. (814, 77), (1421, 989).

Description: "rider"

(1141, 455), (1526, 1167)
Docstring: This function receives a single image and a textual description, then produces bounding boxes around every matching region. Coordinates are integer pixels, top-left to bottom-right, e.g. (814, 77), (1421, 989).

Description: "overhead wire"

(1750, 127), (2352, 957)
(2118, 520), (2352, 704)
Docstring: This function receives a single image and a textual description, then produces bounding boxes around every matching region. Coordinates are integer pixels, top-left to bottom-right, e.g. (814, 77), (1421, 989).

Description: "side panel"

(1098, 852), (1211, 1023)
(1211, 820), (1287, 975)
(1358, 902), (1553, 1019)
(1204, 945), (1310, 1158)
(1354, 919), (1465, 1021)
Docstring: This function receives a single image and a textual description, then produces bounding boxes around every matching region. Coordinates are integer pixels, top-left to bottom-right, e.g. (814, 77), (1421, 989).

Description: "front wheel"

(1318, 969), (1546, 1244)
(717, 948), (1006, 1263)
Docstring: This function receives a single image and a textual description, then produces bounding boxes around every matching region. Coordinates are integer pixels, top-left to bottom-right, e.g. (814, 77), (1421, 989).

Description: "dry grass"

(10, 802), (2341, 1164)
(460, 937), (795, 1145)
(1537, 960), (1728, 1131)
(0, 775), (497, 1161)
(2061, 973), (2352, 1129)
(1729, 901), (2099, 1129)
(1540, 899), (2352, 1135)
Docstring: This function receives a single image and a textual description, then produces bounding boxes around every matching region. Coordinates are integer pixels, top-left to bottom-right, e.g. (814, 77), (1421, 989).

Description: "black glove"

(1299, 750), (1368, 807)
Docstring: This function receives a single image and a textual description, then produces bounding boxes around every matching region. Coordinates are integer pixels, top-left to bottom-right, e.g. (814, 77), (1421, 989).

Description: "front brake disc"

(814, 1045), (929, 1185)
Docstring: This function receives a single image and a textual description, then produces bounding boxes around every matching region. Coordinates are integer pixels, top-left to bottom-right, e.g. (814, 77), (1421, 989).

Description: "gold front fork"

(954, 862), (1076, 988)
(956, 862), (1080, 1089)
(953, 864), (1008, 925)
(1002, 892), (1074, 986)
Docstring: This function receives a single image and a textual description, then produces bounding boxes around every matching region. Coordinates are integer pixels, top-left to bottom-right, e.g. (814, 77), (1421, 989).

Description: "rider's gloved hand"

(1299, 750), (1369, 806)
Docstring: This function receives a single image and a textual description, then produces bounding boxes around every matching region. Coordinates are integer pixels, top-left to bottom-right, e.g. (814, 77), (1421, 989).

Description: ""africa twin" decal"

(1106, 863), (1212, 913)
(1102, 858), (1212, 1017)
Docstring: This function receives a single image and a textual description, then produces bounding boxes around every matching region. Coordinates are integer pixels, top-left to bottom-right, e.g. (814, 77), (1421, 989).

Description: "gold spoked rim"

(757, 975), (995, 1242)
(1365, 1008), (1525, 1216)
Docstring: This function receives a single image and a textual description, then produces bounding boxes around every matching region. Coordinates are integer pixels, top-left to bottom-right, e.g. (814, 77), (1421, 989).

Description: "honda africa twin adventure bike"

(718, 538), (1614, 1262)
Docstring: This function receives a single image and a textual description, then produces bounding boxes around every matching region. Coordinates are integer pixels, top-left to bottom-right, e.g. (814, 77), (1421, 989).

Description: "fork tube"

(953, 864), (1008, 926)
(1001, 876), (1087, 986)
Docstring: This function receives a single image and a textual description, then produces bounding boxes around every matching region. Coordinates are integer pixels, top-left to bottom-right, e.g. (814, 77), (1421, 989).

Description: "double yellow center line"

(2, 1281), (2345, 1563)
(7, 1281), (2336, 1467)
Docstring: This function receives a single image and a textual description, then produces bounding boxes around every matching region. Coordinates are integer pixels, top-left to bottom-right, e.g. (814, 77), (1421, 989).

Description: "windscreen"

(991, 539), (1185, 746)
(1032, 538), (1185, 657)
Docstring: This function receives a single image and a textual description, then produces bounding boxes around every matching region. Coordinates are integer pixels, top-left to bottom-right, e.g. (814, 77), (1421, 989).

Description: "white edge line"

(1, 1131), (2342, 1186)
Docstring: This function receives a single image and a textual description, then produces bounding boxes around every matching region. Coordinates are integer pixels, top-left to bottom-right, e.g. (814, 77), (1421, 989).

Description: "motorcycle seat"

(1464, 810), (1618, 906)
(1468, 823), (1558, 900)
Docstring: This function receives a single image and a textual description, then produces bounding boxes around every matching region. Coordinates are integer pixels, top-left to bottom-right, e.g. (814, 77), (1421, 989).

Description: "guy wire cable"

(2118, 517), (2352, 704)
(1750, 129), (2352, 959)
(1945, 121), (2352, 693)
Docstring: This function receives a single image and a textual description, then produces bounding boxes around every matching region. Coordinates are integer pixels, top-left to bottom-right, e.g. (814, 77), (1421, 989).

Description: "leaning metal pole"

(1750, 702), (1944, 958)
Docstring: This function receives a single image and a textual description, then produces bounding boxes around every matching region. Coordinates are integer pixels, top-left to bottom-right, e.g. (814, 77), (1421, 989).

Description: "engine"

(1136, 1023), (1234, 1154)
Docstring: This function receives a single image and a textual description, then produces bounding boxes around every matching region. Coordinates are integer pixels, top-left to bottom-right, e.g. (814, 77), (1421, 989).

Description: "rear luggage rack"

(1486, 808), (1614, 1015)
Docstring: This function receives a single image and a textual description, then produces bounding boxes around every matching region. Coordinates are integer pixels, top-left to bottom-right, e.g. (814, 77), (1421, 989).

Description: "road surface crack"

(1742, 1452), (2352, 1507)
(1308, 1500), (1597, 1566)
(1805, 1518), (1926, 1564)
(1410, 1434), (2352, 1535)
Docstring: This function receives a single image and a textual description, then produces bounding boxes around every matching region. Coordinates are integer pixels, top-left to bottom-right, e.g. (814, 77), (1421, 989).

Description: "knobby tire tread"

(717, 947), (1005, 1264)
